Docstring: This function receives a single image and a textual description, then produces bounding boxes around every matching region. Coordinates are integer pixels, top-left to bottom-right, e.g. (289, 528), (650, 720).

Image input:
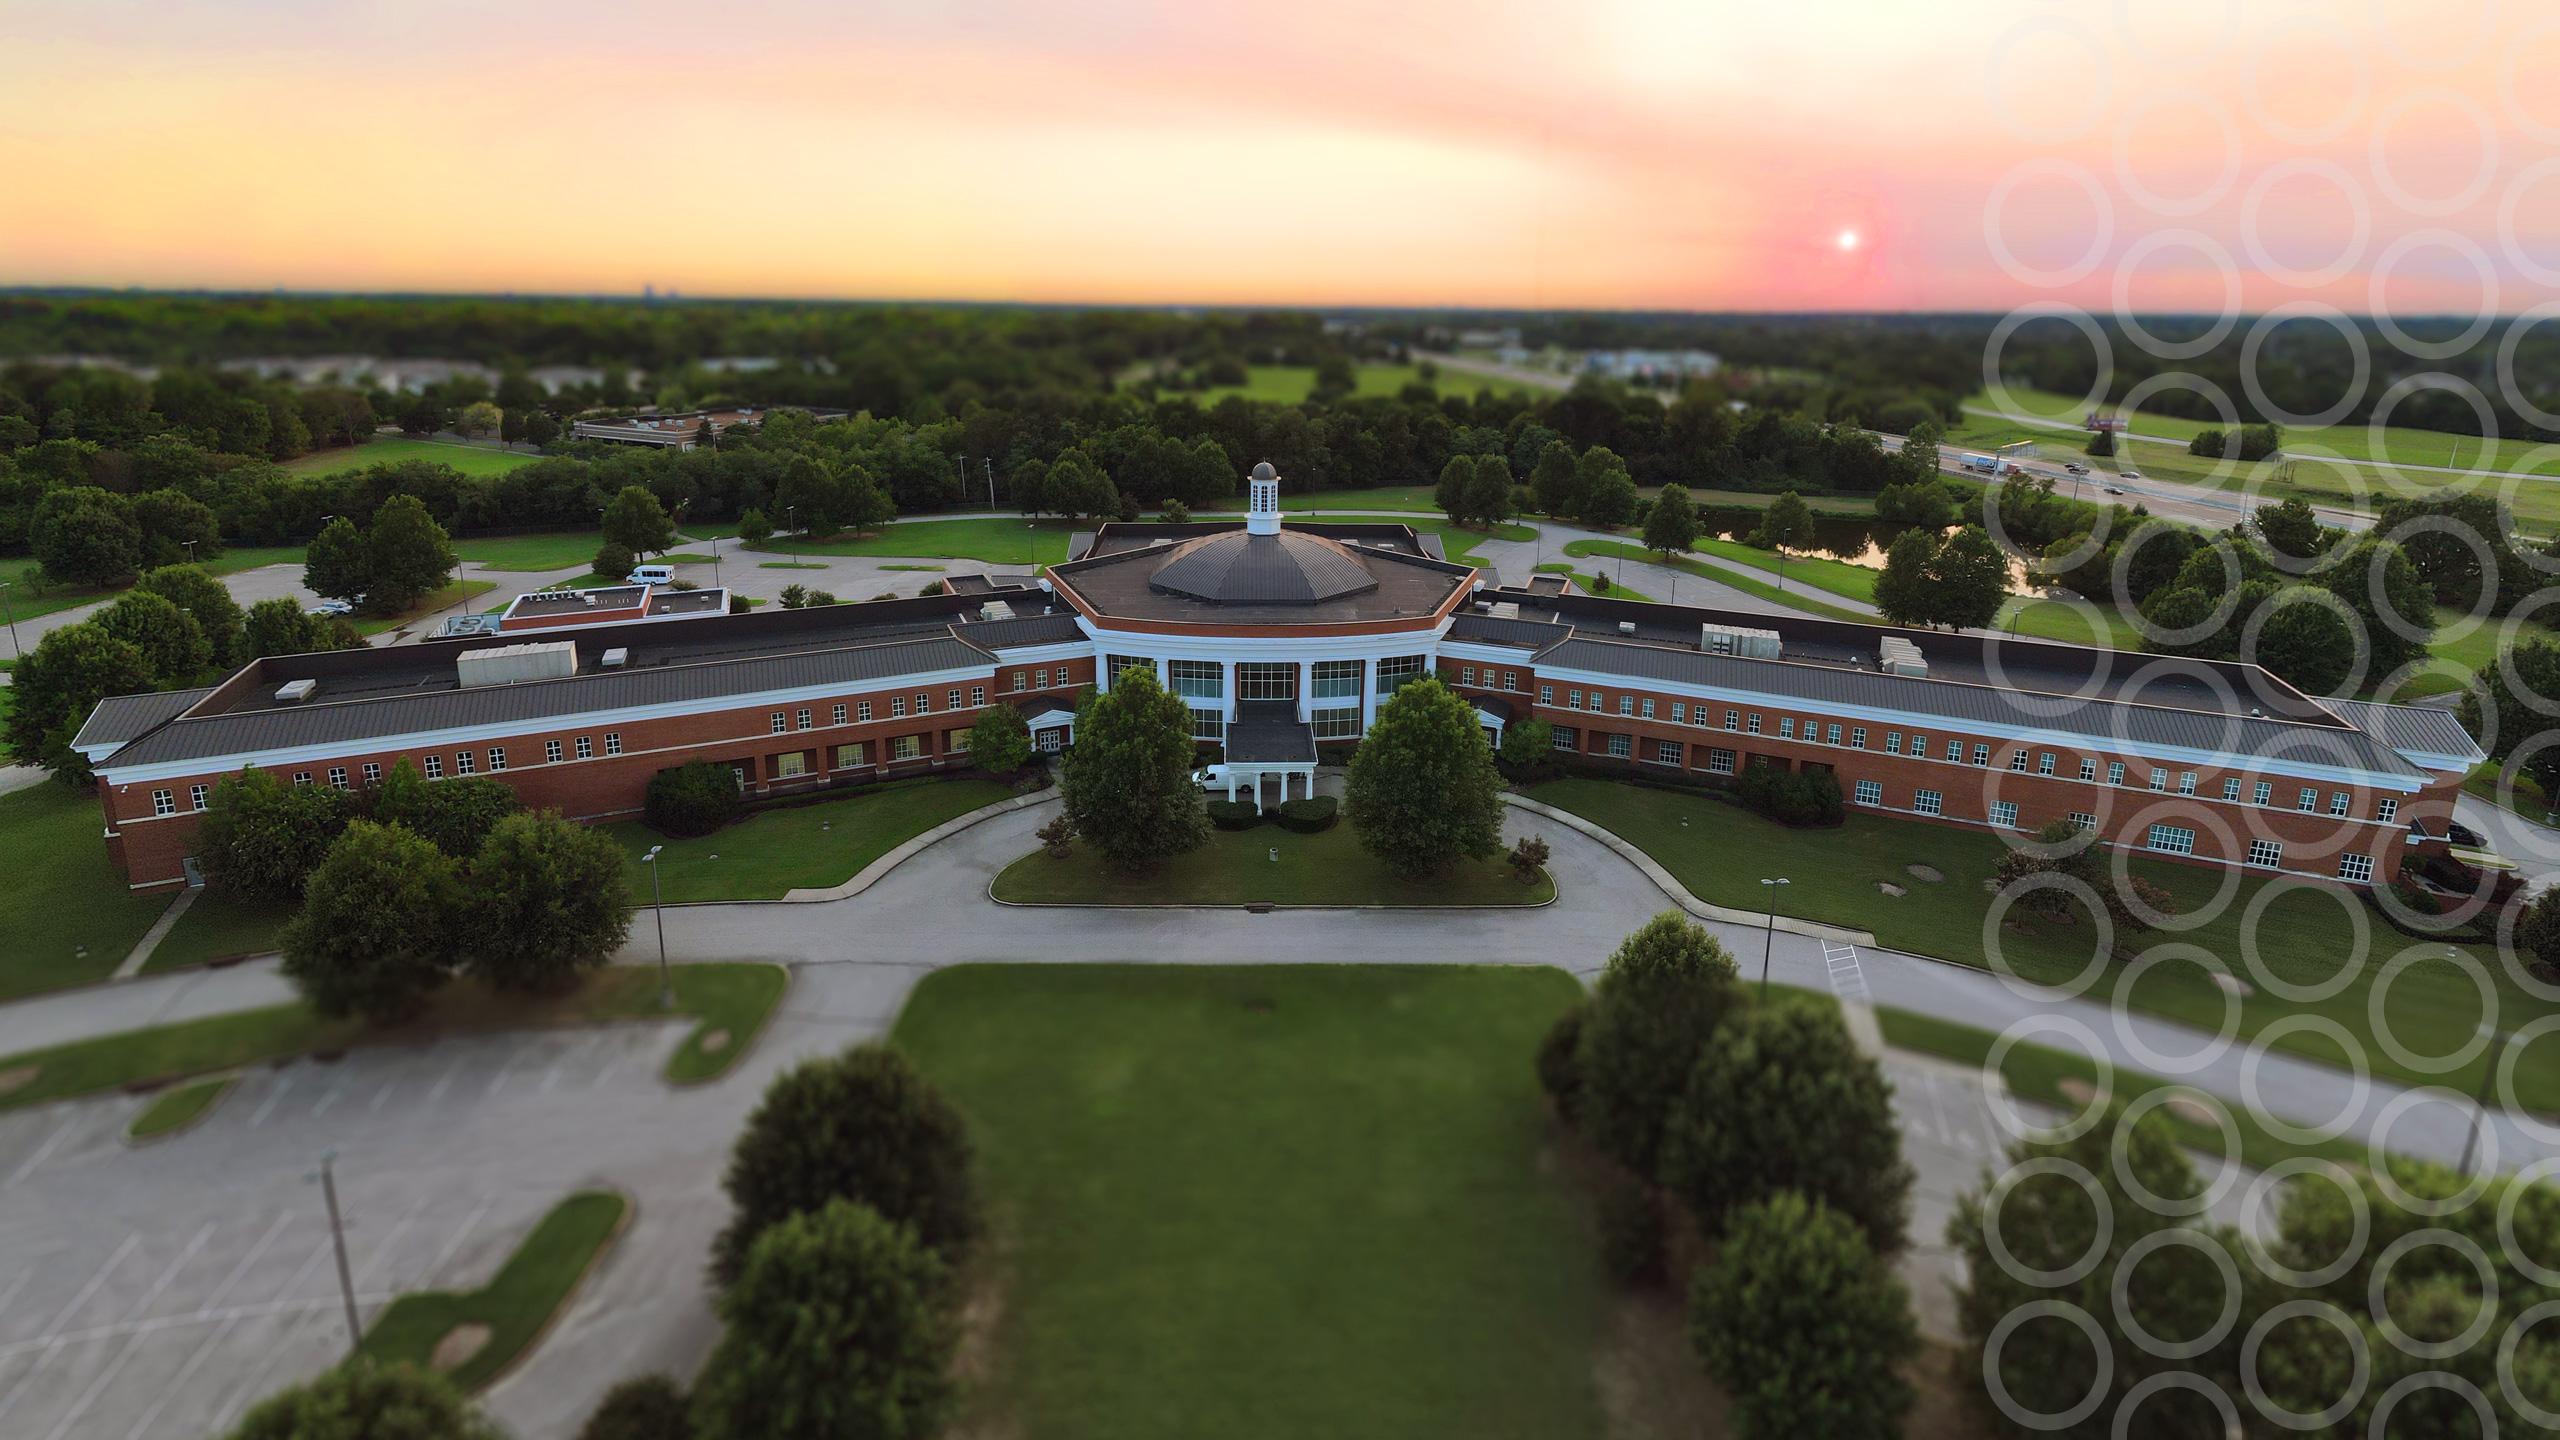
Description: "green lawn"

(0, 548), (307, 628)
(1304, 514), (1531, 566)
(353, 580), (497, 635)
(0, 783), (171, 998)
(1168, 362), (1538, 407)
(1199, 485), (1438, 512)
(146, 888), (296, 971)
(454, 532), (607, 571)
(284, 436), (540, 479)
(607, 776), (1017, 902)
(993, 819), (1551, 906)
(361, 1191), (626, 1392)
(127, 1075), (234, 1140)
(663, 962), (790, 1082)
(1530, 777), (2559, 1108)
(895, 963), (1606, 1440)
(1994, 596), (2145, 650)
(755, 518), (1078, 565)
(1569, 537), (1879, 609)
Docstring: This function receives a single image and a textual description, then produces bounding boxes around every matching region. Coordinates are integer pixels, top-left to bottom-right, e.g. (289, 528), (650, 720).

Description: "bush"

(714, 1042), (979, 1285)
(1508, 833), (1551, 884)
(576, 1375), (689, 1440)
(1536, 1001), (1586, 1111)
(224, 1361), (501, 1440)
(646, 761), (741, 838)
(1575, 913), (1745, 1177)
(593, 540), (635, 582)
(1205, 798), (1264, 830)
(197, 766), (354, 902)
(1733, 764), (1842, 826)
(461, 811), (635, 990)
(1598, 1179), (1663, 1284)
(1035, 813), (1076, 857)
(967, 704), (1034, 775)
(279, 820), (460, 1023)
(363, 760), (520, 859)
(1691, 1192), (1916, 1440)
(1273, 795), (1338, 832)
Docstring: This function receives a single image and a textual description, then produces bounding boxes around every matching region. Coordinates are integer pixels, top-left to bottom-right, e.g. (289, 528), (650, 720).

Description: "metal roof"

(959, 613), (1086, 648)
(1446, 613), (1574, 649)
(1225, 699), (1317, 764)
(1149, 532), (1381, 605)
(101, 635), (996, 771)
(1539, 636), (2424, 779)
(2321, 698), (2485, 764)
(71, 687), (217, 752)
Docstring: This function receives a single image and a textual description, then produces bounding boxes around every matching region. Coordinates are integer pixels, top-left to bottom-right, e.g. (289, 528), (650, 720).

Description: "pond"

(1694, 506), (2042, 595)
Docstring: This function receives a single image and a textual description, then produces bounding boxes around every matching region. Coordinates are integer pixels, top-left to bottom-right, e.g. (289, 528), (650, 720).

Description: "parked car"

(306, 598), (355, 617)
(2102, 486), (2125, 496)
(2064, 462), (2089, 474)
(628, 563), (674, 586)
(2449, 820), (2486, 846)
(2119, 470), (2140, 479)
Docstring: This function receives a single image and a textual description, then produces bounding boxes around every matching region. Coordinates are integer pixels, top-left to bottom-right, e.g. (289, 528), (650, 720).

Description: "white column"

(1296, 659), (1312, 724)
(1360, 657), (1380, 732)
(1221, 662), (1235, 727)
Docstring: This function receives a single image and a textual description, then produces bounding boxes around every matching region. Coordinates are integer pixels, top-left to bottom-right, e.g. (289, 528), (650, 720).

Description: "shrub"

(197, 766), (354, 902)
(593, 540), (635, 582)
(646, 762), (741, 838)
(1733, 764), (1842, 826)
(715, 1042), (979, 1285)
(576, 1375), (689, 1440)
(1205, 798), (1264, 830)
(967, 704), (1034, 775)
(1575, 913), (1745, 1177)
(1598, 1179), (1663, 1285)
(1497, 716), (1555, 775)
(1161, 499), (1191, 523)
(1273, 795), (1337, 832)
(1035, 813), (1076, 857)
(224, 1361), (501, 1440)
(1691, 1192), (1916, 1440)
(1536, 1001), (1586, 1111)
(462, 811), (635, 990)
(279, 820), (460, 1023)
(1508, 833), (1551, 884)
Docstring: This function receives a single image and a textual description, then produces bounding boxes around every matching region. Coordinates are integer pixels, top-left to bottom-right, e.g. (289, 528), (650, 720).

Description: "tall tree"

(690, 1199), (957, 1440)
(1690, 1192), (1917, 1440)
(134, 565), (246, 669)
(1870, 528), (1939, 628)
(1529, 439), (1580, 516)
(601, 484), (675, 558)
(1434, 454), (1476, 525)
(240, 595), (355, 659)
(92, 590), (211, 683)
(30, 486), (143, 587)
(1344, 676), (1505, 878)
(1576, 446), (1637, 526)
(1746, 489), (1814, 551)
(1643, 482), (1700, 557)
(576, 1376), (690, 1440)
(1059, 663), (1209, 873)
(1899, 418), (1941, 485)
(2, 623), (155, 781)
(302, 516), (370, 602)
(965, 702), (1034, 775)
(1573, 912), (1744, 1177)
(196, 766), (354, 902)
(1465, 452), (1517, 525)
(365, 758), (520, 859)
(1930, 524), (2011, 630)
(363, 494), (457, 612)
(461, 811), (634, 990)
(279, 820), (459, 1022)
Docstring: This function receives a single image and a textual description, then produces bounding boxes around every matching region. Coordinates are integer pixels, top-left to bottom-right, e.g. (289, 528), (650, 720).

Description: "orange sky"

(1, 0), (2555, 313)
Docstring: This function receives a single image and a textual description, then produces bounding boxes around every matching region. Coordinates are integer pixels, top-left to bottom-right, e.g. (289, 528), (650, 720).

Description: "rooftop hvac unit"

(978, 601), (1017, 622)
(274, 678), (317, 704)
(457, 640), (578, 688)
(1700, 623), (1781, 659)
(1489, 602), (1520, 620)
(1878, 636), (1929, 678)
(601, 648), (629, 669)
(1618, 620), (1638, 635)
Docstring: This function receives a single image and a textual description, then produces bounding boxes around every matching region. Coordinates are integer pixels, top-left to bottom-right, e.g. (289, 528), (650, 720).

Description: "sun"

(1835, 228), (1861, 251)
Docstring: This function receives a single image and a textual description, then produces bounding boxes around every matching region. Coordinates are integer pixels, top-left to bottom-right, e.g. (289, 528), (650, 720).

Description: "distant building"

(569, 405), (847, 450)
(1582, 349), (1721, 383)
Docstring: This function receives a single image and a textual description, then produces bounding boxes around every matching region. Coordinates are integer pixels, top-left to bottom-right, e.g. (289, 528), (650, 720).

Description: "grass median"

(993, 820), (1551, 907)
(608, 776), (1017, 902)
(125, 1074), (237, 1140)
(360, 1190), (627, 1391)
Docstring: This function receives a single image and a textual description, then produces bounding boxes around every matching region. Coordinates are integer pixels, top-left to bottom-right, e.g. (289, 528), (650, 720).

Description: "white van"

(627, 563), (675, 586)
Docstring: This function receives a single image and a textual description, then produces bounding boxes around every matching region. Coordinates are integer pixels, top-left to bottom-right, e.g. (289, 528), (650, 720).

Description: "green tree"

(1466, 453), (1517, 525)
(715, 1042), (979, 1283)
(2086, 429), (2115, 457)
(279, 820), (459, 1022)
(302, 516), (369, 601)
(363, 494), (457, 612)
(1343, 677), (1505, 878)
(1660, 1004), (1914, 1251)
(1689, 1192), (1917, 1440)
(1643, 482), (1700, 557)
(1434, 455), (1476, 525)
(134, 488), (224, 570)
(462, 811), (634, 990)
(2247, 592), (2357, 695)
(966, 702), (1034, 774)
(2251, 494), (2326, 559)
(1573, 912), (1744, 1176)
(365, 759), (521, 859)
(222, 1360), (501, 1440)
(1870, 528), (1939, 628)
(1059, 663), (1210, 874)
(1746, 489), (1814, 551)
(31, 486), (143, 587)
(1529, 439), (1580, 515)
(1572, 446), (1633, 524)
(593, 539), (636, 582)
(1900, 419), (1941, 485)
(92, 590), (210, 683)
(691, 1199), (956, 1440)
(1497, 715), (1554, 771)
(737, 508), (774, 548)
(1160, 499), (1192, 524)
(1930, 524), (2011, 629)
(240, 596), (350, 659)
(197, 767), (355, 902)
(3, 623), (155, 781)
(134, 564), (246, 668)
(577, 1375), (690, 1440)
(601, 484), (675, 558)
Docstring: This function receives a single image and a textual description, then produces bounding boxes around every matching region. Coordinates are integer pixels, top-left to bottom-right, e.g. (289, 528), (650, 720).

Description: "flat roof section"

(1052, 521), (1470, 627)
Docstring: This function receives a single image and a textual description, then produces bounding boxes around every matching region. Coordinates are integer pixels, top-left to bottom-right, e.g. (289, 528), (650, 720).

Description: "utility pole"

(308, 1150), (363, 1359)
(2463, 1022), (2516, 1176)
(1, 580), (17, 655)
(987, 457), (996, 510)
(645, 846), (671, 1009)
(1757, 877), (1790, 1000)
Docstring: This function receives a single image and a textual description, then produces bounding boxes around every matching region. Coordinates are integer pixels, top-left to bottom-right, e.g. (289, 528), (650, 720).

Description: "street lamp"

(0, 579), (17, 655)
(1757, 877), (1790, 1000)
(304, 1148), (364, 1359)
(182, 539), (198, 566)
(643, 845), (671, 1009)
(787, 505), (797, 567)
(2464, 1020), (2520, 1176)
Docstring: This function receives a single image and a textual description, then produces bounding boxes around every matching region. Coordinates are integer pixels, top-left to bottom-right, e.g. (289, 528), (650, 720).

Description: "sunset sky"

(1, 0), (2554, 314)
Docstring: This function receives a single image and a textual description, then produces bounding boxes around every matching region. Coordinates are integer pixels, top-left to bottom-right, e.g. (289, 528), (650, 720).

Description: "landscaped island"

(991, 821), (1550, 907)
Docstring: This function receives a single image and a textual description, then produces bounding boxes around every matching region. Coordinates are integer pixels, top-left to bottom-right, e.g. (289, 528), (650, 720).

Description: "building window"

(776, 751), (808, 778)
(2178, 773), (2196, 796)
(970, 687), (984, 707)
(422, 757), (442, 779)
(1618, 695), (1634, 717)
(2149, 769), (2168, 792)
(2378, 798), (2400, 823)
(294, 772), (311, 786)
(836, 743), (868, 767)
(1190, 708), (1225, 741)
(1641, 698), (1656, 720)
(1567, 690), (1584, 710)
(890, 734), (924, 762)
(2079, 758), (2097, 781)
(1854, 779), (1882, 806)
(2255, 780), (2273, 805)
(1948, 740), (1966, 762)
(1163, 659), (1223, 701)
(1706, 747), (1737, 775)
(858, 701), (873, 722)
(1850, 727), (1867, 749)
(1886, 732), (1903, 754)
(453, 750), (475, 776)
(1012, 671), (1028, 692)
(1671, 702), (1686, 723)
(2146, 824), (2197, 855)
(185, 783), (208, 811)
(151, 788), (174, 816)
(604, 734), (621, 755)
(792, 708), (809, 731)
(1459, 666), (1476, 686)
(1780, 718), (1797, 739)
(832, 704), (847, 725)
(892, 697), (908, 718)
(1552, 725), (1579, 752)
(1236, 663), (1296, 701)
(771, 711), (787, 734)
(1373, 655), (1428, 694)
(915, 692), (931, 714)
(1747, 714), (1764, 735)
(2069, 811), (2096, 831)
(2339, 854), (2375, 882)
(1321, 664), (1369, 705)
(488, 748), (506, 771)
(1504, 672), (1520, 692)
(2222, 777), (2241, 801)
(545, 740), (564, 763)
(2009, 749), (2029, 772)
(1971, 744), (1991, 766)
(2329, 792), (2350, 816)
(948, 728), (972, 753)
(1606, 733), (1632, 758)
(1313, 708), (1361, 740)
(1106, 655), (1154, 686)
(576, 736), (594, 759)
(1539, 684), (1555, 705)
(363, 762), (381, 783)
(329, 766), (350, 788)
(2247, 838), (2283, 868)
(1826, 723), (1843, 745)
(2297, 787), (2318, 812)
(947, 689), (963, 711)
(2108, 761), (2127, 786)
(1653, 740), (1681, 766)
(1914, 789), (1944, 816)
(1037, 728), (1063, 753)
(1726, 710), (1741, 731)
(2037, 753), (2055, 775)
(1990, 800), (2019, 828)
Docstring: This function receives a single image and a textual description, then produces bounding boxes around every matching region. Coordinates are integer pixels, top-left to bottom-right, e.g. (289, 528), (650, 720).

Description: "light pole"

(305, 1149), (363, 1359)
(1, 579), (17, 655)
(644, 845), (671, 1009)
(787, 505), (797, 567)
(2463, 1020), (2518, 1176)
(1757, 877), (1790, 1000)
(182, 539), (198, 566)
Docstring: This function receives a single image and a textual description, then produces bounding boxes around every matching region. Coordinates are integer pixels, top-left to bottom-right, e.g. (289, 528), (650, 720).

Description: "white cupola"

(1246, 461), (1282, 535)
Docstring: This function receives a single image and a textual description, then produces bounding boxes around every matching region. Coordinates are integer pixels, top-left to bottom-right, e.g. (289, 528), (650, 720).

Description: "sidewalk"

(0, 958), (297, 1058)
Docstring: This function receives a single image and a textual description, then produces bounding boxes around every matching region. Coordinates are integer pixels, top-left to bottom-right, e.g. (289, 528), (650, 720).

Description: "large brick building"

(77, 465), (2476, 891)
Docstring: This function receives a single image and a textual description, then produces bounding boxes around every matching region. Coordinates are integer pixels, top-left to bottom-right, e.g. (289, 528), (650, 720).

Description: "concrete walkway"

(0, 958), (296, 1057)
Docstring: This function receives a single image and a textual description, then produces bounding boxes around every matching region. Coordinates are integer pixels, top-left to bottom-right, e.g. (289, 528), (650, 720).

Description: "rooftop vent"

(1472, 599), (1491, 613)
(978, 601), (1017, 622)
(1701, 623), (1782, 659)
(1490, 601), (1520, 620)
(1618, 620), (1638, 636)
(1878, 636), (1929, 678)
(601, 648), (628, 669)
(457, 640), (578, 688)
(274, 678), (317, 704)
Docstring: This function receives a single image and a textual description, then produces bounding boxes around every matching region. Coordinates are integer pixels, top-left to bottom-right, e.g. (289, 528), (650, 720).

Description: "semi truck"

(1958, 453), (1996, 475)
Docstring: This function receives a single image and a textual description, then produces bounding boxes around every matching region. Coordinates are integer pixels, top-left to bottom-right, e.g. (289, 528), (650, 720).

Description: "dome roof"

(1147, 530), (1381, 606)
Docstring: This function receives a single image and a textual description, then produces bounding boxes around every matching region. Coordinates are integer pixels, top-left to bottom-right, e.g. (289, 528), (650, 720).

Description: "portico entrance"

(1211, 698), (1318, 812)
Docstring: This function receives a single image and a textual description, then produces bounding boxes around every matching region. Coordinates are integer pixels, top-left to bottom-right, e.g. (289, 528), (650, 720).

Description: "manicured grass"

(1530, 562), (1660, 605)
(607, 776), (1017, 902)
(1880, 1007), (2364, 1171)
(894, 963), (1606, 1440)
(756, 561), (830, 570)
(1306, 514), (1533, 566)
(663, 962), (789, 1082)
(145, 888), (296, 972)
(453, 532), (607, 571)
(1530, 777), (2558, 1107)
(755, 517), (1077, 565)
(284, 436), (540, 479)
(0, 782), (171, 999)
(0, 964), (786, 1111)
(360, 1191), (627, 1392)
(126, 1075), (234, 1140)
(0, 548), (307, 627)
(1573, 537), (1882, 605)
(993, 819), (1552, 906)
(1200, 485), (1438, 512)
(1994, 596), (2145, 650)
(2463, 763), (2559, 826)
(352, 580), (496, 635)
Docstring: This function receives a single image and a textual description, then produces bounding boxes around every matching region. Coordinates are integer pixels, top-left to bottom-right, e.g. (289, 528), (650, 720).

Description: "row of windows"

(770, 689), (988, 735)
(1008, 668), (1071, 693)
(1455, 665), (1524, 693)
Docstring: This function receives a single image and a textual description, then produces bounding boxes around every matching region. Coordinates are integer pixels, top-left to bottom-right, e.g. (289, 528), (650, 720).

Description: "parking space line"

(352, 1194), (431, 1292)
(483, 1055), (514, 1098)
(40, 1224), (217, 1440)
(426, 1055), (464, 1103)
(0, 1233), (142, 1429)
(309, 1084), (341, 1119)
(3, 1116), (80, 1189)
(201, 1236), (339, 1434)
(541, 1053), (569, 1091)
(367, 1080), (394, 1114)
(247, 1075), (295, 1128)
(418, 1196), (492, 1289)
